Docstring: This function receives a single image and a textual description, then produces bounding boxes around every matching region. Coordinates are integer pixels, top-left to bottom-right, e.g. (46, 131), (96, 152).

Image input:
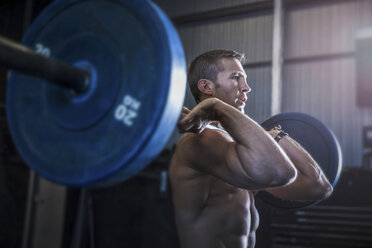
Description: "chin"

(237, 106), (245, 113)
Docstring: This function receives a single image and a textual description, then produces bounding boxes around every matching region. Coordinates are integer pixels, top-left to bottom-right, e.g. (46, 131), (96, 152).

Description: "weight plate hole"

(70, 60), (97, 103)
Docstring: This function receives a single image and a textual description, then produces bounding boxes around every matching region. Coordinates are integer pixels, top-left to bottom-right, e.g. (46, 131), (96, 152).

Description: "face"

(213, 58), (251, 113)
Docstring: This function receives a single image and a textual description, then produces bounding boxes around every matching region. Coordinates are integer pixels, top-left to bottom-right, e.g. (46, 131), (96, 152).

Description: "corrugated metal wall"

(283, 0), (372, 166)
(156, 0), (372, 167)
(154, 0), (266, 17)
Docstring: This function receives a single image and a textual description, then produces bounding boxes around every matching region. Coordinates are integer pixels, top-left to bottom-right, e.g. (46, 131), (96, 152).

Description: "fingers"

(180, 106), (190, 119)
(177, 115), (209, 134)
(177, 114), (194, 133)
(185, 122), (208, 134)
(179, 106), (190, 120)
(177, 106), (209, 133)
(182, 106), (191, 114)
(178, 122), (200, 133)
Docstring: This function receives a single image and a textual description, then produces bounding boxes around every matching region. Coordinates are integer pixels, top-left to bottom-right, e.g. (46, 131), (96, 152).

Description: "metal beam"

(171, 0), (342, 26)
(271, 0), (284, 115)
(242, 52), (355, 69)
(172, 1), (273, 25)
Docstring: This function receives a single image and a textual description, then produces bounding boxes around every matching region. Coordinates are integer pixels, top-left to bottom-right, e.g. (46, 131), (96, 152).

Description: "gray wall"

(154, 0), (266, 17)
(157, 0), (372, 167)
(283, 0), (372, 166)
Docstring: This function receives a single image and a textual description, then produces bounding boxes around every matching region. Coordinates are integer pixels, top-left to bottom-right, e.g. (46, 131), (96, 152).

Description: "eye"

(232, 75), (239, 80)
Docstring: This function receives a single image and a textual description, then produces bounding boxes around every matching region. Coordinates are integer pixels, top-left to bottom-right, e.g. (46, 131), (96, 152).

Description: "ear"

(197, 79), (215, 96)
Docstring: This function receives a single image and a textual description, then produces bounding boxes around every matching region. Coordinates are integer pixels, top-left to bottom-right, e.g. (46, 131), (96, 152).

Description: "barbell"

(4, 0), (187, 187)
(1, 0), (342, 208)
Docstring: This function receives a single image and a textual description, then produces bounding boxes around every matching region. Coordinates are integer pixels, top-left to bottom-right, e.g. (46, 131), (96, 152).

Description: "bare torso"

(169, 128), (259, 248)
(171, 92), (333, 247)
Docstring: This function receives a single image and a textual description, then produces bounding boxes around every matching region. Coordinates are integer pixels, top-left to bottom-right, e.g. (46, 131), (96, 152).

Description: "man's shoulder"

(172, 127), (233, 171)
(172, 129), (218, 166)
(170, 133), (203, 178)
(174, 133), (210, 161)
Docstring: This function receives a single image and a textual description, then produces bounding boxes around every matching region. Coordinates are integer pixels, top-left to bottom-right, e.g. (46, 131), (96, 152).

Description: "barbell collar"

(0, 35), (90, 94)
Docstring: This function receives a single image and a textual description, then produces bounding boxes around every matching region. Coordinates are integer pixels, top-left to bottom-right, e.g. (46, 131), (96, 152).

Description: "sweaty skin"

(169, 58), (333, 248)
(170, 127), (260, 248)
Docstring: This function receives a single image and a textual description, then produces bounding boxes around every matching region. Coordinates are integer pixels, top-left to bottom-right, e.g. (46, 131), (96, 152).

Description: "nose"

(240, 79), (251, 93)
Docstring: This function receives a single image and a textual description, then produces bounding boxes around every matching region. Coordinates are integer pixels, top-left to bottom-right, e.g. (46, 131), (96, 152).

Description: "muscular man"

(169, 49), (333, 248)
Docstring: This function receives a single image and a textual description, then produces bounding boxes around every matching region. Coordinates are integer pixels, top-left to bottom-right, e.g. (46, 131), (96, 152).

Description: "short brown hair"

(188, 49), (245, 103)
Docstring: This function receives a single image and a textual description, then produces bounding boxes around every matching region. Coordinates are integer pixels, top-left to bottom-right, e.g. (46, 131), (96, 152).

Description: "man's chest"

(207, 177), (252, 208)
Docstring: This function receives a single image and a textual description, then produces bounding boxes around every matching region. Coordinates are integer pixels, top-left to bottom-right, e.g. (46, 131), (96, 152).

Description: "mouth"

(237, 98), (246, 106)
(238, 97), (247, 104)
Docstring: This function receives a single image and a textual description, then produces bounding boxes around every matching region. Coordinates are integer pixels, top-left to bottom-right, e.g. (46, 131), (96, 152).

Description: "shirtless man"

(169, 49), (333, 248)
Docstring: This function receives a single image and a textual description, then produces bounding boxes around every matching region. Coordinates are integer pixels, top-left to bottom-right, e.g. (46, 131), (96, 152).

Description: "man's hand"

(177, 98), (218, 133)
(267, 129), (280, 138)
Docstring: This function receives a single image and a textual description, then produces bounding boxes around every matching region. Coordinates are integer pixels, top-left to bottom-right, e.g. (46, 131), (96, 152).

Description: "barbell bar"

(0, 35), (90, 94)
(1, 0), (342, 209)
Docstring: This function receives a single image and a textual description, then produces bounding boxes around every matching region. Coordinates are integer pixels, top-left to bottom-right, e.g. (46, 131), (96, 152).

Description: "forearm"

(267, 132), (333, 200)
(212, 99), (296, 186)
(278, 136), (322, 179)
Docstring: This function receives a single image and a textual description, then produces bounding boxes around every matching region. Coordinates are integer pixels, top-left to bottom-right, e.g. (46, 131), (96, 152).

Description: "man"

(169, 49), (333, 248)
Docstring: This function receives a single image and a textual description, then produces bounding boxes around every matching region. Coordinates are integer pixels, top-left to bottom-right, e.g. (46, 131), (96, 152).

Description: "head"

(187, 49), (251, 112)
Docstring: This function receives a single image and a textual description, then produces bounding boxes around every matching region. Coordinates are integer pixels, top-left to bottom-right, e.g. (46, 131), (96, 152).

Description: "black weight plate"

(6, 0), (186, 187)
(257, 112), (342, 208)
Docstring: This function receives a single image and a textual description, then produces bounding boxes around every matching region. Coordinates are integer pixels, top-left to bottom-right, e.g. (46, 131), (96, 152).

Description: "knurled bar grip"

(0, 35), (90, 94)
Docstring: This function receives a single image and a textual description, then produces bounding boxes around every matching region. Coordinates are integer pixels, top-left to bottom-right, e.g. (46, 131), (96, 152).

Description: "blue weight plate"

(257, 112), (342, 208)
(6, 0), (186, 187)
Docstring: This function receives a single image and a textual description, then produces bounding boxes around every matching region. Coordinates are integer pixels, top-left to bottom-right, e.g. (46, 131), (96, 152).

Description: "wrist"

(274, 130), (288, 143)
(206, 97), (222, 120)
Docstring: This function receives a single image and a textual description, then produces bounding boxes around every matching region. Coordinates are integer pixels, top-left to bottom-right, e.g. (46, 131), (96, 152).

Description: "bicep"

(182, 131), (277, 190)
